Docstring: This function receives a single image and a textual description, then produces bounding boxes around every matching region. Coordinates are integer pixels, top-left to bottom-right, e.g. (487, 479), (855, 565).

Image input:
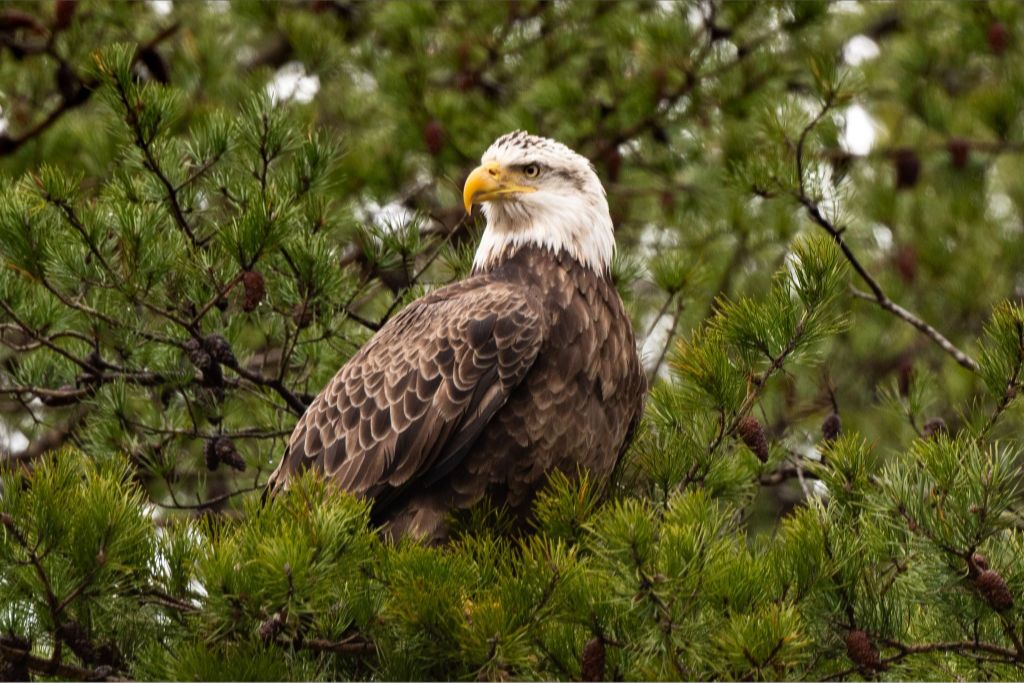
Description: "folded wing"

(267, 280), (547, 508)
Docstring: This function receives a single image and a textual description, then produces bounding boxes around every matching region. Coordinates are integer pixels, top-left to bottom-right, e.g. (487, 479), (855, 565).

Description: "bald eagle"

(268, 132), (646, 541)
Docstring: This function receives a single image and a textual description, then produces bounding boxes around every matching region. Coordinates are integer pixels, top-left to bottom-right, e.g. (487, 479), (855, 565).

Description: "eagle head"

(464, 131), (614, 274)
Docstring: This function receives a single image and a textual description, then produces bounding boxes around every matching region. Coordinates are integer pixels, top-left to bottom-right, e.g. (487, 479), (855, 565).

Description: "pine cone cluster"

(184, 334), (237, 388)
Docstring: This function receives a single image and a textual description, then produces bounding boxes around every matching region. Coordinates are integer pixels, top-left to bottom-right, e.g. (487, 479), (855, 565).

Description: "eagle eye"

(523, 163), (540, 178)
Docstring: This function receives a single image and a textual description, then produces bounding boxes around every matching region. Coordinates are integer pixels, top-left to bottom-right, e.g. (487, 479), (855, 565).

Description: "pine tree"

(2, 1), (1024, 680)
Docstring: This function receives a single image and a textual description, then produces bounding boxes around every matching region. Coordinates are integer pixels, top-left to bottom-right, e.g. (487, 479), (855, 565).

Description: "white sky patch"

(357, 199), (417, 234)
(640, 311), (677, 380)
(0, 421), (29, 454)
(987, 192), (1015, 225)
(206, 0), (229, 11)
(0, 105), (7, 135)
(147, 0), (173, 16)
(832, 1), (864, 14)
(266, 62), (321, 105)
(872, 223), (894, 252)
(843, 104), (877, 156)
(843, 35), (880, 66)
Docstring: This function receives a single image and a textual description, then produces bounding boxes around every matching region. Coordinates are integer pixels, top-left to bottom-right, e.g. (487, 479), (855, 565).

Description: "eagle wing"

(267, 280), (547, 507)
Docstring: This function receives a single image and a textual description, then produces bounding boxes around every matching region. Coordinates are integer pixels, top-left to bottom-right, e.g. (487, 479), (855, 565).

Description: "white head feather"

(472, 132), (615, 274)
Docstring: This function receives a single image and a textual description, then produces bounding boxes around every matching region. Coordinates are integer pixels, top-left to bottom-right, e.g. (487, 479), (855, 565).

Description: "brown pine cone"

(423, 119), (445, 156)
(822, 413), (842, 443)
(183, 338), (214, 371)
(241, 270), (265, 312)
(922, 417), (947, 440)
(54, 0), (78, 30)
(947, 138), (970, 169)
(987, 21), (1008, 56)
(975, 569), (1014, 611)
(209, 436), (246, 472)
(845, 629), (881, 670)
(203, 334), (237, 367)
(581, 637), (606, 682)
(737, 415), (769, 462)
(893, 148), (920, 189)
(258, 612), (285, 644)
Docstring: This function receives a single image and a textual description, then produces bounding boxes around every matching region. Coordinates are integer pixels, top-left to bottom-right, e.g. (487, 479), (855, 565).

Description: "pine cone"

(54, 0), (78, 30)
(737, 415), (769, 462)
(258, 612), (285, 644)
(947, 138), (970, 169)
(423, 119), (445, 156)
(203, 334), (237, 367)
(581, 637), (606, 682)
(987, 21), (1008, 56)
(241, 270), (266, 312)
(892, 245), (917, 284)
(183, 338), (214, 372)
(923, 417), (947, 440)
(212, 436), (246, 472)
(893, 148), (920, 189)
(975, 569), (1014, 611)
(845, 629), (881, 670)
(821, 413), (842, 442)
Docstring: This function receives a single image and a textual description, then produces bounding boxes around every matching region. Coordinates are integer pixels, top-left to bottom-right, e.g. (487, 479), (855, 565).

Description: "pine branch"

(0, 637), (127, 682)
(979, 318), (1024, 438)
(0, 23), (179, 158)
(793, 100), (980, 373)
(0, 409), (86, 472)
(152, 483), (263, 511)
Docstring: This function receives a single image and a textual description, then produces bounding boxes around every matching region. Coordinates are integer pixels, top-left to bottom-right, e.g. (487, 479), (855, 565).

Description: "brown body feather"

(268, 245), (646, 541)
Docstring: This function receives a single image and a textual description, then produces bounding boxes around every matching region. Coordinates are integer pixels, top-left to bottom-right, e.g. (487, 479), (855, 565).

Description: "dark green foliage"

(3, 1), (1024, 680)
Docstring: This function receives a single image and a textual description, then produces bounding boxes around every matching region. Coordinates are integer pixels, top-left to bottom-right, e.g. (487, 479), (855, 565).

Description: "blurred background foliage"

(2, 0), (1024, 680)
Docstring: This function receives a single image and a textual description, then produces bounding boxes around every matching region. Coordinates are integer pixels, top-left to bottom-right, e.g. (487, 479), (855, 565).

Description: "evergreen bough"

(2, 2), (1024, 680)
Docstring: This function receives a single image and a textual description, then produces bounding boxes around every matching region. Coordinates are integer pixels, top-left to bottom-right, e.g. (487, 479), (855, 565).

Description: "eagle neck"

(474, 245), (609, 290)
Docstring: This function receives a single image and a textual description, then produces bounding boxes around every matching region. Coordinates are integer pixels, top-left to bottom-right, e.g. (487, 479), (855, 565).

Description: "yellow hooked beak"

(463, 161), (536, 213)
